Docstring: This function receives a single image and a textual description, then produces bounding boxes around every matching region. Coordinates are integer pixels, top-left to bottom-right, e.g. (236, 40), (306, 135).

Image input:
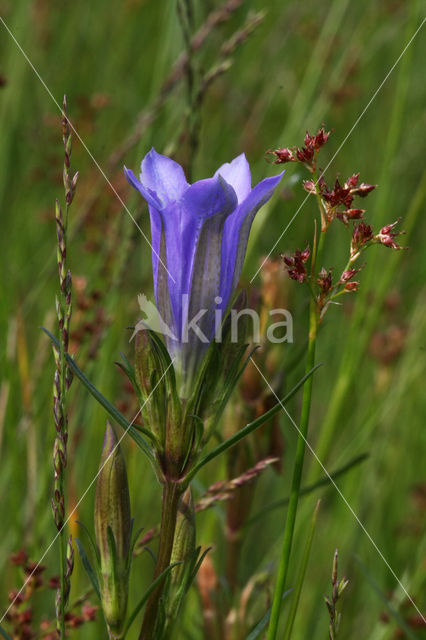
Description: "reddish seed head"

(296, 145), (314, 164)
(10, 550), (28, 566)
(352, 182), (376, 197)
(8, 589), (24, 605)
(18, 608), (32, 624)
(336, 208), (365, 225)
(47, 576), (61, 589)
(269, 147), (295, 164)
(322, 179), (353, 209)
(352, 222), (373, 245)
(81, 603), (98, 621)
(317, 268), (333, 293)
(24, 562), (46, 576)
(340, 268), (362, 283)
(344, 281), (359, 292)
(312, 127), (331, 149)
(344, 173), (359, 188)
(375, 218), (406, 250)
(303, 179), (316, 194)
(65, 613), (84, 628)
(282, 247), (310, 282)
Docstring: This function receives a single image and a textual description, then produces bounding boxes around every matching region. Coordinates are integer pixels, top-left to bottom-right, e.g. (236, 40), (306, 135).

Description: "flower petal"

(220, 171), (284, 307)
(215, 153), (251, 203)
(158, 175), (238, 340)
(124, 167), (162, 209)
(140, 148), (189, 207)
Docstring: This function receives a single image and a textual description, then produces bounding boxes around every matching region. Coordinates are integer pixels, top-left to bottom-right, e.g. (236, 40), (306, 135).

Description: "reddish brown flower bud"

(312, 127), (331, 149)
(303, 180), (316, 194)
(8, 590), (24, 605)
(48, 576), (61, 589)
(336, 208), (365, 225)
(10, 550), (28, 566)
(322, 179), (353, 209)
(282, 246), (310, 282)
(344, 173), (359, 188)
(65, 613), (84, 628)
(374, 218), (406, 250)
(317, 268), (333, 293)
(268, 147), (295, 164)
(351, 182), (376, 197)
(340, 268), (361, 283)
(351, 222), (373, 259)
(296, 145), (314, 164)
(81, 603), (98, 621)
(344, 281), (359, 292)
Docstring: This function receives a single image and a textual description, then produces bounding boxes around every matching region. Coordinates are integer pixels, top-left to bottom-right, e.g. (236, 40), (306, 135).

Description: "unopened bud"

(94, 422), (131, 637)
(170, 487), (195, 585)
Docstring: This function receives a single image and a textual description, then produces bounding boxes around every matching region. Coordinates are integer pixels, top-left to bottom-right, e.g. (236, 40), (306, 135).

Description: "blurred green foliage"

(0, 0), (425, 637)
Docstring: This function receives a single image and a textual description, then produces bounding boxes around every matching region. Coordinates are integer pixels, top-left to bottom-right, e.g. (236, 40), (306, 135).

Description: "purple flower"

(125, 149), (283, 381)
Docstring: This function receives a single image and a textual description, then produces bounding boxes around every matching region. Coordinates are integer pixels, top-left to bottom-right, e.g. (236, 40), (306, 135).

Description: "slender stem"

(139, 481), (182, 640)
(266, 301), (318, 640)
(267, 175), (325, 639)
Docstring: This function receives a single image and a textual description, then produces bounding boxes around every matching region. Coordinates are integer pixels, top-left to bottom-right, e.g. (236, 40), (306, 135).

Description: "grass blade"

(75, 538), (101, 601)
(282, 500), (320, 640)
(40, 327), (155, 465)
(245, 590), (292, 640)
(354, 556), (419, 640)
(186, 364), (322, 482)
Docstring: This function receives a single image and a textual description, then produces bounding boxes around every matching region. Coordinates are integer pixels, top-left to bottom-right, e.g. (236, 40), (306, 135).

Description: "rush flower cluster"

(304, 173), (376, 228)
(277, 127), (406, 318)
(269, 127), (330, 172)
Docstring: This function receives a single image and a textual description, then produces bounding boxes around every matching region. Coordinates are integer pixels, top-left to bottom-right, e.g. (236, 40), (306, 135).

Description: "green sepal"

(188, 545), (212, 587)
(128, 525), (145, 570)
(75, 538), (101, 600)
(107, 525), (118, 568)
(115, 353), (144, 407)
(76, 519), (101, 566)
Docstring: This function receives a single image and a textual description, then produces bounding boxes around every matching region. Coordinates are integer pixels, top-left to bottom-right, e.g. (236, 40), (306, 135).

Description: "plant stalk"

(267, 188), (325, 639)
(266, 299), (318, 640)
(139, 480), (182, 640)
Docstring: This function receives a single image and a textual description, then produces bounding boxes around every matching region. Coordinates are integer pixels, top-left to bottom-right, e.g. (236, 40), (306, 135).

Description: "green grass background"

(0, 0), (425, 637)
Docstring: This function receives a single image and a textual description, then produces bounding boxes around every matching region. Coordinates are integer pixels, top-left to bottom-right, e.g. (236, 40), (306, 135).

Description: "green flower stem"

(139, 480), (183, 640)
(266, 298), (319, 640)
(267, 175), (325, 640)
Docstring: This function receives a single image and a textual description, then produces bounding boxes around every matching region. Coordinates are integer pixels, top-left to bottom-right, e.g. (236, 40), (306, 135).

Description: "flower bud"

(94, 422), (131, 638)
(170, 487), (196, 587)
(134, 330), (166, 448)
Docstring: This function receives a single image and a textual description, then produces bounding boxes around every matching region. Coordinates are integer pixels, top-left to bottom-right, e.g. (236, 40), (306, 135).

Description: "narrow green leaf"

(244, 453), (368, 528)
(75, 538), (101, 600)
(283, 501), (320, 640)
(76, 520), (101, 566)
(354, 556), (419, 640)
(189, 546), (211, 585)
(123, 562), (181, 636)
(245, 590), (292, 640)
(41, 327), (156, 465)
(210, 344), (259, 435)
(0, 626), (12, 640)
(186, 364), (322, 483)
